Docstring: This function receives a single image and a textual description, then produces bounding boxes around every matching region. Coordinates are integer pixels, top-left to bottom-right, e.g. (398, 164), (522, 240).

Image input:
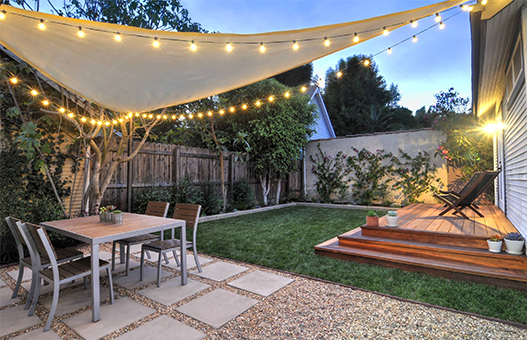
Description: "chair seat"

(143, 239), (192, 251)
(116, 234), (160, 245)
(22, 247), (83, 267)
(40, 257), (110, 281)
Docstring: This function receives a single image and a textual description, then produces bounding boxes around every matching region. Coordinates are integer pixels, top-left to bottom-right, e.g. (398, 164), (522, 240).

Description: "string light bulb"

(97, 121), (102, 126)
(180, 114), (185, 119)
(59, 107), (66, 113)
(259, 42), (266, 53)
(81, 117), (87, 122)
(0, 10), (6, 20)
(153, 37), (160, 48)
(38, 19), (46, 31)
(114, 32), (122, 42)
(435, 13), (441, 22)
(284, 92), (290, 98)
(142, 113), (147, 118)
(439, 21), (445, 29)
(301, 86), (307, 92)
(269, 96), (274, 102)
(336, 71), (343, 78)
(468, 6), (474, 11)
(219, 109), (225, 115)
(189, 114), (194, 119)
(383, 27), (389, 36)
(30, 89), (38, 96)
(148, 114), (153, 119)
(226, 42), (233, 52)
(42, 99), (49, 106)
(353, 33), (359, 43)
(387, 47), (392, 54)
(172, 115), (176, 120)
(324, 37), (331, 47)
(229, 107), (235, 112)
(105, 121), (110, 126)
(462, 5), (469, 11)
(482, 0), (488, 5)
(363, 59), (371, 67)
(412, 35), (418, 43)
(197, 113), (203, 118)
(411, 20), (418, 28)
(9, 77), (18, 84)
(255, 101), (261, 107)
(77, 27), (85, 38)
(242, 104), (248, 110)
(208, 111), (213, 116)
(68, 113), (75, 118)
(292, 40), (299, 51)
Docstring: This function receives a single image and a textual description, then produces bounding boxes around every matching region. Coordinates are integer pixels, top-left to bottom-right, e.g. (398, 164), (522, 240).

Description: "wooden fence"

(101, 140), (303, 211)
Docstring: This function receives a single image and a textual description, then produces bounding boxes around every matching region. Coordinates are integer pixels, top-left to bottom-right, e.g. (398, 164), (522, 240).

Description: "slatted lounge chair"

(434, 170), (500, 219)
(6, 217), (83, 308)
(140, 204), (202, 287)
(20, 222), (114, 332)
(111, 201), (170, 275)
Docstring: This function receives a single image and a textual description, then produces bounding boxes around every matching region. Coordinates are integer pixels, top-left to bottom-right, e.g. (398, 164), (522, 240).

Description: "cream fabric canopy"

(0, 1), (464, 113)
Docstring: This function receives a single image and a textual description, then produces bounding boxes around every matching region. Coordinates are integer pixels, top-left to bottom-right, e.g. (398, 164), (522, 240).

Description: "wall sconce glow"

(411, 20), (418, 28)
(435, 13), (441, 22)
(259, 42), (266, 53)
(462, 5), (469, 11)
(482, 0), (488, 5)
(353, 33), (359, 43)
(190, 41), (197, 51)
(77, 27), (85, 38)
(292, 41), (299, 50)
(383, 27), (389, 36)
(439, 22), (445, 30)
(114, 33), (122, 42)
(153, 37), (160, 48)
(38, 19), (46, 31)
(483, 122), (506, 134)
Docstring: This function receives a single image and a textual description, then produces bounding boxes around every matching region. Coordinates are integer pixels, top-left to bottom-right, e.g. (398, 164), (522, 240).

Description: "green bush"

(232, 179), (256, 210)
(131, 188), (172, 214)
(171, 175), (202, 206)
(199, 183), (223, 216)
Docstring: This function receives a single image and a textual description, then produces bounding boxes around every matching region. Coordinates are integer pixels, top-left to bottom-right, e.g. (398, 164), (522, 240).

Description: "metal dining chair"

(5, 217), (83, 308)
(140, 204), (202, 287)
(20, 222), (114, 332)
(111, 201), (170, 275)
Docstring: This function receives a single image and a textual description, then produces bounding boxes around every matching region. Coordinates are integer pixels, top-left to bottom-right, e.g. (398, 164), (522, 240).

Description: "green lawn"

(194, 206), (527, 324)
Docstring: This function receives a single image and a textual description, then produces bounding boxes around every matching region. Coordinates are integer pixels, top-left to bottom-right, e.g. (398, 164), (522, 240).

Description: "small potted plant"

(385, 211), (399, 227)
(99, 206), (108, 222)
(112, 210), (124, 224)
(504, 232), (525, 255)
(487, 235), (503, 253)
(366, 210), (379, 227)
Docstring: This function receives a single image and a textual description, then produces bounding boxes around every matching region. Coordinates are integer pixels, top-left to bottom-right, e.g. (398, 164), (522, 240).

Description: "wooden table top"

(41, 213), (185, 244)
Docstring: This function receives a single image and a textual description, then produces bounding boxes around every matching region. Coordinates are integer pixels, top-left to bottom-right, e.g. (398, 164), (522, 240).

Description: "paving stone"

(115, 315), (205, 340)
(39, 283), (111, 316)
(227, 270), (294, 297)
(190, 262), (248, 282)
(143, 251), (174, 263)
(8, 267), (32, 282)
(10, 327), (61, 340)
(138, 279), (209, 306)
(176, 289), (257, 328)
(162, 254), (213, 270)
(0, 305), (42, 337)
(22, 277), (83, 296)
(63, 297), (154, 340)
(113, 266), (172, 289)
(99, 250), (117, 261)
(111, 258), (140, 275)
(0, 287), (21, 307)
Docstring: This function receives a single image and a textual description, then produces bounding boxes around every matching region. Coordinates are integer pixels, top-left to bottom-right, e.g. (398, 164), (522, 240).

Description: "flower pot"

(112, 212), (124, 224)
(487, 240), (503, 253)
(386, 215), (399, 227)
(366, 216), (379, 227)
(99, 214), (106, 223)
(504, 238), (525, 255)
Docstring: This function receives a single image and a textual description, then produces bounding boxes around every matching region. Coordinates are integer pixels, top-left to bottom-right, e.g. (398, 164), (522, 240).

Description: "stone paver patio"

(0, 243), (525, 339)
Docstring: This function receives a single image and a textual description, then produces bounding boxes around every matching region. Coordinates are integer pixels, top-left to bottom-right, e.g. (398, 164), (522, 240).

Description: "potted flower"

(385, 211), (399, 227)
(487, 235), (503, 253)
(504, 232), (525, 255)
(105, 205), (116, 222)
(99, 206), (108, 222)
(112, 210), (124, 224)
(366, 210), (379, 227)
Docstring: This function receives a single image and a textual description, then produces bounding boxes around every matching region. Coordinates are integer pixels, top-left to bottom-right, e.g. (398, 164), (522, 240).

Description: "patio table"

(40, 213), (186, 322)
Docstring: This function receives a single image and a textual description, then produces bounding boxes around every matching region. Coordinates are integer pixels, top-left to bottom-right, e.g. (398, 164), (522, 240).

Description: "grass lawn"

(194, 206), (527, 325)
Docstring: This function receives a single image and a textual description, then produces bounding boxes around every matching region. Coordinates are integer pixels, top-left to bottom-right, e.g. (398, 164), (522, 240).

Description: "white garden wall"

(305, 128), (448, 204)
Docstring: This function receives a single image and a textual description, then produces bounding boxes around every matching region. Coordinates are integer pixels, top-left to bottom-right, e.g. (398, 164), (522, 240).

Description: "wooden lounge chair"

(434, 170), (500, 219)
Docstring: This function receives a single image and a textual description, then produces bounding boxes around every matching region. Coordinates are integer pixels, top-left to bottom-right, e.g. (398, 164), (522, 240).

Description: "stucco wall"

(305, 128), (447, 204)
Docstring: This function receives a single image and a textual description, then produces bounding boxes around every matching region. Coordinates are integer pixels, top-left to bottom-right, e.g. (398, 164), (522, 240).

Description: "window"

(506, 37), (524, 100)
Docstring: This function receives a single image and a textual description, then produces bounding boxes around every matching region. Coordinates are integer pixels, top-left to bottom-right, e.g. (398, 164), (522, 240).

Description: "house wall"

(309, 90), (335, 140)
(305, 129), (448, 204)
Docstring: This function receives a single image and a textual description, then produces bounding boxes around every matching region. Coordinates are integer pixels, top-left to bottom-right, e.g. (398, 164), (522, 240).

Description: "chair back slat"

(145, 201), (170, 218)
(173, 204), (201, 229)
(457, 172), (484, 198)
(5, 216), (26, 247)
(457, 171), (500, 205)
(25, 222), (58, 261)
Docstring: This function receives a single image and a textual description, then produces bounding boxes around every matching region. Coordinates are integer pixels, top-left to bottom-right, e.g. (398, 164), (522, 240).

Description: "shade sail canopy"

(0, 1), (464, 113)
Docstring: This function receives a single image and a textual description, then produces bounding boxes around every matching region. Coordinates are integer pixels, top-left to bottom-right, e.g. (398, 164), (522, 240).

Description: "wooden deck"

(315, 204), (527, 290)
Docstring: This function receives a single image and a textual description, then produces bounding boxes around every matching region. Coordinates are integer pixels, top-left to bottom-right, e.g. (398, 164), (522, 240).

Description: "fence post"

(126, 138), (133, 212)
(173, 146), (181, 184)
(228, 153), (234, 205)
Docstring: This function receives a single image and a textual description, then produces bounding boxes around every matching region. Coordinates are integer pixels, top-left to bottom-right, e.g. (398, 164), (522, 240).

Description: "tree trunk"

(276, 178), (282, 205)
(260, 174), (271, 206)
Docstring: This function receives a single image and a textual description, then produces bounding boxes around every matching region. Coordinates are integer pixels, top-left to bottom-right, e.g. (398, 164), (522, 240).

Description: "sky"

(180, 0), (472, 113)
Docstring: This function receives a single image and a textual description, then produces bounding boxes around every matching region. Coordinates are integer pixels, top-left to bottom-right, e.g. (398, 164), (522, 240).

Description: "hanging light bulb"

(435, 13), (441, 22)
(105, 121), (110, 126)
(468, 6), (474, 11)
(242, 104), (248, 110)
(259, 42), (266, 53)
(152, 37), (160, 48)
(81, 117), (87, 122)
(42, 99), (49, 106)
(292, 40), (299, 51)
(119, 118), (124, 122)
(363, 59), (371, 67)
(439, 21), (445, 29)
(412, 35), (418, 43)
(324, 37), (331, 47)
(38, 19), (46, 31)
(172, 115), (176, 120)
(284, 92), (290, 98)
(114, 32), (122, 42)
(353, 33), (359, 43)
(229, 107), (235, 112)
(68, 113), (75, 118)
(301, 86), (307, 92)
(30, 89), (38, 96)
(482, 0), (488, 5)
(0, 10), (6, 20)
(197, 113), (203, 118)
(9, 77), (18, 84)
(77, 27), (85, 38)
(189, 114), (194, 119)
(156, 115), (161, 119)
(462, 4), (469, 11)
(180, 114), (185, 119)
(208, 111), (213, 116)
(269, 96), (274, 102)
(219, 109), (225, 115)
(58, 107), (66, 113)
(135, 113), (140, 117)
(226, 42), (233, 52)
(411, 20), (418, 28)
(96, 121), (102, 126)
(142, 113), (147, 118)
(148, 114), (153, 119)
(387, 47), (392, 54)
(336, 71), (343, 78)
(255, 101), (261, 107)
(383, 27), (389, 36)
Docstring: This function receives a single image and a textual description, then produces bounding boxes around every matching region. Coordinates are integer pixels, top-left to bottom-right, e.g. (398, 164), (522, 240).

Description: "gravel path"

(1, 243), (526, 340)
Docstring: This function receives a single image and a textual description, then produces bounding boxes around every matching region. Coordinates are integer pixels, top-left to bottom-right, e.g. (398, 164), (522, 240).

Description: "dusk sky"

(181, 0), (472, 112)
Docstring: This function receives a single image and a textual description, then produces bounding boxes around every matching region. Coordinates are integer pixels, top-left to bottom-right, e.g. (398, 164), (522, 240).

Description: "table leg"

(91, 243), (101, 322)
(180, 226), (187, 285)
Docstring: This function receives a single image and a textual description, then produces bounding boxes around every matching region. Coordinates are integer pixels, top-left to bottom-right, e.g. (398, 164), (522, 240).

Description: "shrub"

(132, 188), (172, 214)
(232, 179), (256, 210)
(171, 175), (202, 206)
(199, 183), (223, 216)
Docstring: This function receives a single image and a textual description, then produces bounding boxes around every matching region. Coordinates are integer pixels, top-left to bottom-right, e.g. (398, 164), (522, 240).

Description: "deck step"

(337, 229), (527, 271)
(361, 225), (490, 249)
(315, 237), (527, 290)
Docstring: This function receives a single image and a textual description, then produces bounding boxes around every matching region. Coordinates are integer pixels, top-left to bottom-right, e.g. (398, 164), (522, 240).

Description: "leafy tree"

(323, 55), (394, 136)
(273, 63), (313, 87)
(390, 106), (419, 131)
